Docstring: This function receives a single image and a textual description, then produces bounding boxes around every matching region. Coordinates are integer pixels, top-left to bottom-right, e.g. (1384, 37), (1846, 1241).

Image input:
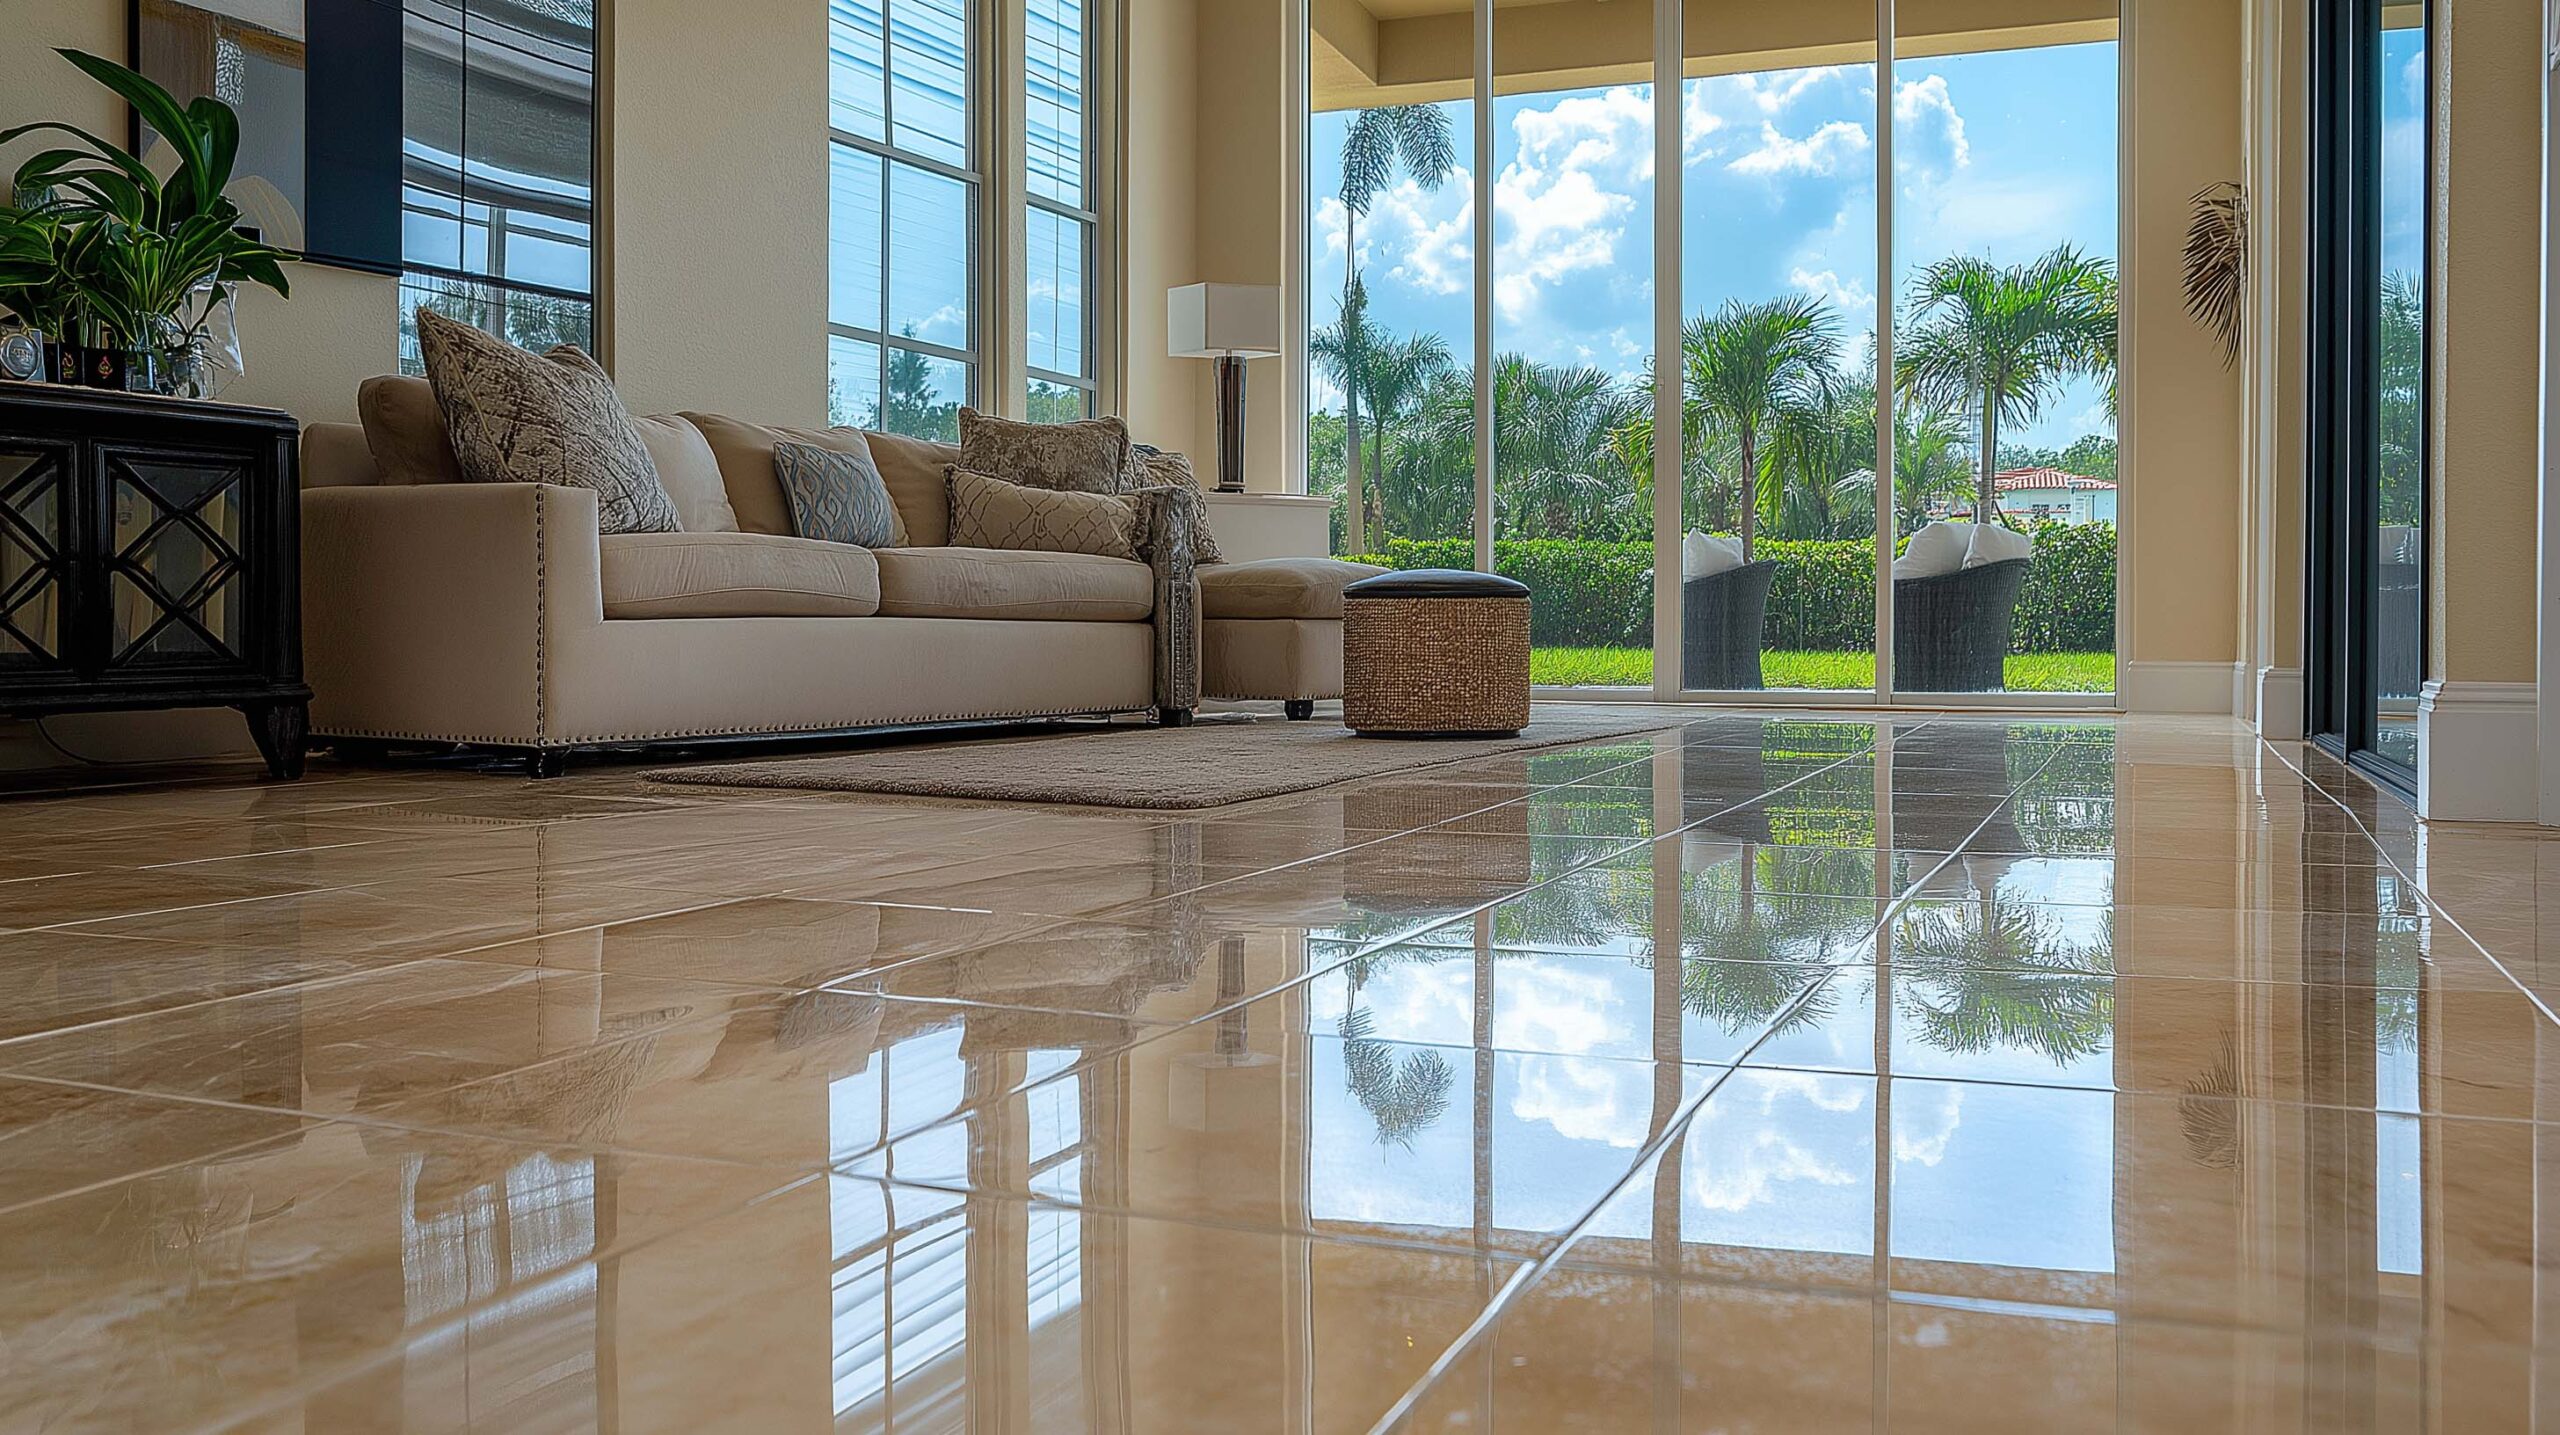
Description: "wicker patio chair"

(1680, 560), (1780, 691)
(1892, 558), (2031, 693)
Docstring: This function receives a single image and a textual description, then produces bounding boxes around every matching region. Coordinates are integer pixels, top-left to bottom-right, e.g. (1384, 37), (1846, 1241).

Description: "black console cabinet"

(0, 385), (309, 779)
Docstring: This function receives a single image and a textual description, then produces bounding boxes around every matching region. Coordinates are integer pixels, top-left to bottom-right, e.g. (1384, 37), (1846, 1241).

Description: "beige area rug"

(643, 716), (1679, 810)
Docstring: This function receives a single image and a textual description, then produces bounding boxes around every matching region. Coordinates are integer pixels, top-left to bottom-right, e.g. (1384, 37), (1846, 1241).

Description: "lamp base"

(1213, 354), (1247, 492)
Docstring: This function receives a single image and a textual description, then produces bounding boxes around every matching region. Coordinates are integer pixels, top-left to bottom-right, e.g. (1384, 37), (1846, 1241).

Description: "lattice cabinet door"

(95, 447), (256, 673)
(0, 441), (77, 679)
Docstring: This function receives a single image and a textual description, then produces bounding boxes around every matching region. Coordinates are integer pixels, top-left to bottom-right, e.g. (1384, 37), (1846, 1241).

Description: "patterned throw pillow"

(957, 407), (1130, 494)
(947, 466), (1139, 560)
(1127, 444), (1223, 565)
(413, 308), (679, 535)
(774, 440), (907, 547)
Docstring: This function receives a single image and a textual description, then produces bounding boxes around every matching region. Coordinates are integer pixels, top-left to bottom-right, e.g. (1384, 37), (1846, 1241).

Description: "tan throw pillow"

(854, 428), (958, 546)
(356, 375), (465, 485)
(957, 406), (1130, 494)
(947, 466), (1139, 560)
(415, 308), (678, 535)
(633, 414), (740, 533)
(1127, 445), (1223, 564)
(681, 412), (864, 537)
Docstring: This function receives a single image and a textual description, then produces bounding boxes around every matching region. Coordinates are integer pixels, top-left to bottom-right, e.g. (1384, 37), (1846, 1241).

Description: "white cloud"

(1790, 265), (1876, 331)
(1509, 1055), (1651, 1147)
(1746, 65), (1851, 114)
(1489, 86), (1650, 322)
(1729, 119), (1872, 178)
(1891, 74), (1971, 173)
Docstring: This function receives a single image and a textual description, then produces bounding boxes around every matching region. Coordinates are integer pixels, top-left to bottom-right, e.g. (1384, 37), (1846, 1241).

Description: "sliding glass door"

(1300, 0), (2122, 706)
(2307, 0), (2427, 784)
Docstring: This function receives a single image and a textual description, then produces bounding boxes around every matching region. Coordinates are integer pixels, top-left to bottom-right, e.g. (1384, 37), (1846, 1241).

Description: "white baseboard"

(2119, 660), (2241, 715)
(2254, 666), (2304, 741)
(2418, 680), (2539, 821)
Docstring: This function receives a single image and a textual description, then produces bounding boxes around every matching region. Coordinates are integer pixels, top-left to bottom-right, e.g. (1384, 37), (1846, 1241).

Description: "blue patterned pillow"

(774, 440), (906, 547)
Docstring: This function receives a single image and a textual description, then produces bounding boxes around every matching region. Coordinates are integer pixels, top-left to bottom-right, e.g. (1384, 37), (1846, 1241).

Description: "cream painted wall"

(603, 0), (829, 423)
(2428, 0), (2541, 686)
(1185, 0), (1292, 491)
(1121, 0), (1208, 459)
(2123, 0), (2246, 675)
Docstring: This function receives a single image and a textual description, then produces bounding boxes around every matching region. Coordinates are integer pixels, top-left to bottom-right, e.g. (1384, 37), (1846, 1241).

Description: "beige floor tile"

(0, 1121), (794, 1433)
(0, 959), (784, 1118)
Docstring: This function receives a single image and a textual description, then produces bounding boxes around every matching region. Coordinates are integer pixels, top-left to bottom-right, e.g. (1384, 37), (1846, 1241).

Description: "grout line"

(2259, 740), (2560, 1031)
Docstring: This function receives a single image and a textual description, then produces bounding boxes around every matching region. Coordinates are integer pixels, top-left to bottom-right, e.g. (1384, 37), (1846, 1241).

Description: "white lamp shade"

(1168, 283), (1281, 359)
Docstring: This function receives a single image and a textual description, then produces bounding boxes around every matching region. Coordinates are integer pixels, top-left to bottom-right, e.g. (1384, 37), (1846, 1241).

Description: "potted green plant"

(0, 49), (291, 394)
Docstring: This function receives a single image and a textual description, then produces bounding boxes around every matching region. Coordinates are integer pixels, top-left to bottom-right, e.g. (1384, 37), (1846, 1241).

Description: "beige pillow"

(633, 414), (739, 533)
(947, 466), (1138, 561)
(957, 407), (1129, 494)
(356, 375), (465, 485)
(858, 428), (959, 546)
(415, 309), (678, 535)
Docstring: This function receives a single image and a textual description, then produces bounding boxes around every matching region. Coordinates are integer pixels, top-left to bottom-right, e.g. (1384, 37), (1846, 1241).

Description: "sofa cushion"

(861, 429), (959, 546)
(873, 546), (1153, 621)
(682, 413), (958, 545)
(1200, 556), (1388, 621)
(680, 412), (866, 538)
(357, 375), (465, 485)
(947, 466), (1140, 561)
(634, 414), (740, 533)
(415, 309), (680, 535)
(598, 532), (882, 619)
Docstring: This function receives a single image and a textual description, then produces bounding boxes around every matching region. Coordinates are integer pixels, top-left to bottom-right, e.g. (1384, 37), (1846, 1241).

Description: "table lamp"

(1168, 282), (1280, 492)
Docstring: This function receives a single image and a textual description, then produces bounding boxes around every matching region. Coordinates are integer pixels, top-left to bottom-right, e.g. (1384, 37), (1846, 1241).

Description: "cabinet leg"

(240, 700), (309, 781)
(1284, 699), (1315, 721)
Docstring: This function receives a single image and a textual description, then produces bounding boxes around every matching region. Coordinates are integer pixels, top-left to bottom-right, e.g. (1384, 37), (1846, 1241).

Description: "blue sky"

(1310, 43), (2122, 452)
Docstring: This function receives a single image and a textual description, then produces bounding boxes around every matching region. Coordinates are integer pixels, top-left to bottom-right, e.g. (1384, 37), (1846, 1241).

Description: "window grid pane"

(1026, 0), (1085, 207)
(832, 0), (975, 418)
(1025, 206), (1089, 382)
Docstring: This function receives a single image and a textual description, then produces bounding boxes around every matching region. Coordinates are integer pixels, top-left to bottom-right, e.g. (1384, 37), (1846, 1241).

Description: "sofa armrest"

(1134, 487), (1200, 714)
(302, 482), (602, 745)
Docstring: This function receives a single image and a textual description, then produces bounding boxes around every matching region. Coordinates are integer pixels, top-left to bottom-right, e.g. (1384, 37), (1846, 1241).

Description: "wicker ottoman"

(1341, 569), (1532, 737)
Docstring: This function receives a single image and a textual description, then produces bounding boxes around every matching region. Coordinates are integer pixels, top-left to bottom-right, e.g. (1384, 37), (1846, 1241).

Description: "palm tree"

(1834, 402), (1975, 535)
(1895, 245), (2117, 522)
(1335, 105), (1458, 552)
(1360, 331), (1455, 540)
(1484, 355), (1645, 539)
(1683, 295), (1842, 560)
(1893, 895), (2115, 1065)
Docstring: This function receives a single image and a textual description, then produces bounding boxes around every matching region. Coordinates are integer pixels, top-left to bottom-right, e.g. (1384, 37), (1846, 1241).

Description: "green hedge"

(1346, 522), (2116, 654)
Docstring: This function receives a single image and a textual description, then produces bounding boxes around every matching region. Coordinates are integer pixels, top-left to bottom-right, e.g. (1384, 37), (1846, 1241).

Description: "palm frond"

(2181, 181), (2248, 368)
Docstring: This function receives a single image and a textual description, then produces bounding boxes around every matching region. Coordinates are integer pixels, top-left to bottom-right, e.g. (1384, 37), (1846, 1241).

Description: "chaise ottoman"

(1198, 557), (1388, 719)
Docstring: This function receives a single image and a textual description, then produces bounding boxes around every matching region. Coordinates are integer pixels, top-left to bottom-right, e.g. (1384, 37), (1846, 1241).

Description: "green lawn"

(1528, 647), (2116, 694)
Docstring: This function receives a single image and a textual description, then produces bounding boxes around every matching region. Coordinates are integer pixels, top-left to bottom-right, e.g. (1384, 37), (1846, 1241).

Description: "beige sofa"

(300, 380), (1196, 776)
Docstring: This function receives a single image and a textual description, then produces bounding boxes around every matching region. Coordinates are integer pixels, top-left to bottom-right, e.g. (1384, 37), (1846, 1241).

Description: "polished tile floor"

(1, 708), (2554, 1432)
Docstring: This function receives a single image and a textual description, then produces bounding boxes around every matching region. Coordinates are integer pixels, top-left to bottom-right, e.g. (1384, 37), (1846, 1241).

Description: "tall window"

(829, 0), (978, 440)
(1025, 0), (1097, 419)
(398, 0), (598, 371)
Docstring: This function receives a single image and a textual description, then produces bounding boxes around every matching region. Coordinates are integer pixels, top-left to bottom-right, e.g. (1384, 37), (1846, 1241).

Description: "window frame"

(1023, 0), (1101, 416)
(828, 0), (987, 431)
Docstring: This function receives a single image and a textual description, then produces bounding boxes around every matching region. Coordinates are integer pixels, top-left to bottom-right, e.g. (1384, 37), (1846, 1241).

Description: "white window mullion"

(1471, 0), (1494, 572)
(988, 0), (1027, 415)
(1650, 0), (1682, 700)
(1875, 0), (1897, 703)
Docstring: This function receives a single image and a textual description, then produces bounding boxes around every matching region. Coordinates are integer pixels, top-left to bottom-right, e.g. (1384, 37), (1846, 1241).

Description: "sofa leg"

(1158, 706), (1196, 728)
(1284, 699), (1315, 721)
(524, 749), (567, 780)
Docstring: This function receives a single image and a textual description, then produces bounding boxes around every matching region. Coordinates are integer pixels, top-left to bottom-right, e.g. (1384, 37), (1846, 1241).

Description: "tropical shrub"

(1347, 521), (2116, 654)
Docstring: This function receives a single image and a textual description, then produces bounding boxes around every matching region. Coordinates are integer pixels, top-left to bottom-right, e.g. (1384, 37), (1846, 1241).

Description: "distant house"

(1940, 467), (2118, 527)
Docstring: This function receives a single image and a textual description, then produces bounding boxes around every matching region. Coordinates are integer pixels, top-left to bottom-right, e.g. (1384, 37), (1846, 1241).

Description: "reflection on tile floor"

(0, 709), (2554, 1430)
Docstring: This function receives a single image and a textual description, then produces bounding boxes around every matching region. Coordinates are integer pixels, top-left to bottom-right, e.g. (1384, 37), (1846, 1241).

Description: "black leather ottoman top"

(1342, 569), (1531, 600)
